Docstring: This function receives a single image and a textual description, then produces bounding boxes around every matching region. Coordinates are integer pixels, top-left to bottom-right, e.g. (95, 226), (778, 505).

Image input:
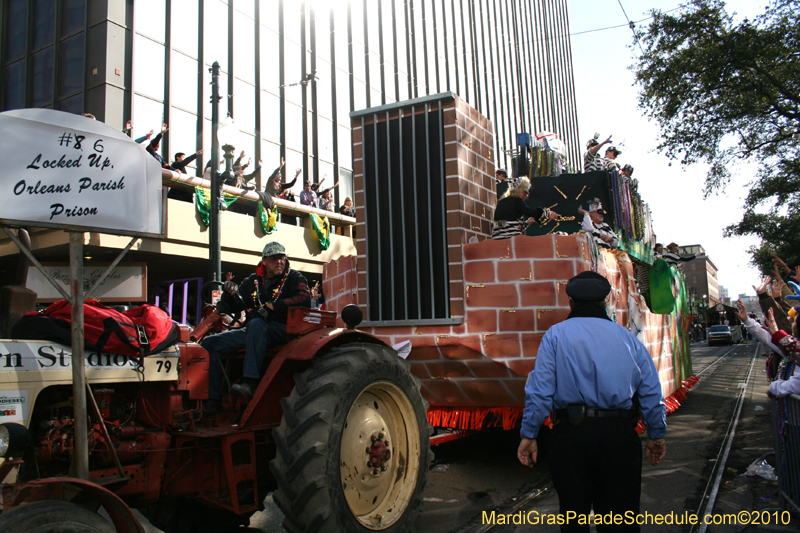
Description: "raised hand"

(753, 276), (772, 295)
(735, 300), (748, 322)
(765, 308), (779, 335)
(771, 278), (787, 299)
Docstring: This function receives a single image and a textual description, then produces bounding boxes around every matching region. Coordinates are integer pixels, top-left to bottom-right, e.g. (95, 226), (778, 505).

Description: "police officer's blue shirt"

(521, 317), (667, 439)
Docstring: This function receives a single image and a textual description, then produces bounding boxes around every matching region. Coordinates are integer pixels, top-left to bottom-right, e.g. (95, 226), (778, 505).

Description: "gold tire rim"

(339, 381), (421, 530)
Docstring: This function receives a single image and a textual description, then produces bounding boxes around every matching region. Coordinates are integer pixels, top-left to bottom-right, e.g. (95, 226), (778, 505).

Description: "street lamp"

(208, 62), (239, 285)
(218, 114), (239, 190)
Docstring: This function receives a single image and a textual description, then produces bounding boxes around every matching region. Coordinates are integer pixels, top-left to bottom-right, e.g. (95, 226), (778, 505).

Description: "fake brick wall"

(324, 231), (681, 408)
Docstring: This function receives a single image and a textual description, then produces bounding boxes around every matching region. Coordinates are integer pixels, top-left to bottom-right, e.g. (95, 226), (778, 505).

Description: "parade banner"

(194, 186), (238, 226)
(0, 109), (163, 237)
(310, 213), (331, 250)
(258, 201), (279, 235)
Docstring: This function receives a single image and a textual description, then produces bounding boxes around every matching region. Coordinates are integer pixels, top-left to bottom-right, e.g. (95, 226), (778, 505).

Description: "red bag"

(41, 299), (179, 357)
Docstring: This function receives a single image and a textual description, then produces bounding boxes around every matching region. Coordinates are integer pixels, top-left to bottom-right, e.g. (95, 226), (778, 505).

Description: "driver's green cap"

(262, 242), (286, 257)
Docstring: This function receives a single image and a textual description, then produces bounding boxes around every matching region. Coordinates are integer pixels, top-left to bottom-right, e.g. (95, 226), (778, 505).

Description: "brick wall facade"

(323, 232), (681, 411)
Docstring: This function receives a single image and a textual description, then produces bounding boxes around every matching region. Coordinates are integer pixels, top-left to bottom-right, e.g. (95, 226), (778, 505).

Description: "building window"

(5, 0), (27, 62)
(58, 92), (83, 114)
(2, 61), (26, 110)
(33, 0), (56, 51)
(31, 47), (55, 107)
(58, 33), (84, 98)
(60, 0), (85, 38)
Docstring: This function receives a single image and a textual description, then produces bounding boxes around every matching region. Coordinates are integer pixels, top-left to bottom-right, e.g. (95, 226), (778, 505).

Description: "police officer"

(517, 271), (666, 531)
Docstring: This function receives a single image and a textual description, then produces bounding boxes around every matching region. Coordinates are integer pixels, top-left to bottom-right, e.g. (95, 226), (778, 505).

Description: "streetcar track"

(693, 345), (739, 377)
(466, 484), (554, 533)
(691, 343), (761, 533)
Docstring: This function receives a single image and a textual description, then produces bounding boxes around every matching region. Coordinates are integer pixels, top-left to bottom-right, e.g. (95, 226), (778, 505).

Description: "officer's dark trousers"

(548, 417), (643, 533)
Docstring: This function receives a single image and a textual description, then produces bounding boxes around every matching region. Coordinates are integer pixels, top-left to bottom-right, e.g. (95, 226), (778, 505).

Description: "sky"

(565, 0), (768, 299)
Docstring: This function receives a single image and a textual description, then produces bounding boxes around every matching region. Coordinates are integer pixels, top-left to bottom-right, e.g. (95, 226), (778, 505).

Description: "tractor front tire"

(270, 342), (431, 532)
(0, 500), (116, 533)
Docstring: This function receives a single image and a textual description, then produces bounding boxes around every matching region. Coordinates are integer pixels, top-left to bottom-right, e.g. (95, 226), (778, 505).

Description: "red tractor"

(0, 302), (431, 532)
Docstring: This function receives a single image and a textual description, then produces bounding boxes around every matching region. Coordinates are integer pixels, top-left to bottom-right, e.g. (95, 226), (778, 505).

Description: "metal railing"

(151, 277), (203, 326)
(773, 393), (800, 513)
(161, 169), (357, 227)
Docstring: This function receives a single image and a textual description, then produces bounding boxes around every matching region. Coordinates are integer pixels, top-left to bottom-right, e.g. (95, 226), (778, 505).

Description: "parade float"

(323, 93), (695, 436)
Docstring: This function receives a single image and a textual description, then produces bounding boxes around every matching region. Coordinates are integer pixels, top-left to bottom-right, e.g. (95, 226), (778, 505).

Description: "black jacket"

(494, 196), (545, 222)
(171, 152), (200, 174)
(236, 263), (310, 325)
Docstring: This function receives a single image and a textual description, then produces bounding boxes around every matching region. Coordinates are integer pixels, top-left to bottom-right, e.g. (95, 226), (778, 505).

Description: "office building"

(0, 0), (580, 323)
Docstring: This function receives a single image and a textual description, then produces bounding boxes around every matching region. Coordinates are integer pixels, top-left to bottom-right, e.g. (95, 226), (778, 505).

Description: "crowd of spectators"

(737, 255), (800, 401)
(124, 119), (355, 226)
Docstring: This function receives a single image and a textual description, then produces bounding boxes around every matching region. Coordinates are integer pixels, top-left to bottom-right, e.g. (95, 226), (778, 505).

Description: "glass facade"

(1, 0), (86, 112)
(1, 0), (580, 202)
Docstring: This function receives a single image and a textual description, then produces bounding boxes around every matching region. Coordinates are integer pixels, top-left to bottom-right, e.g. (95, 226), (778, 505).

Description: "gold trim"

(546, 222), (560, 234)
(465, 284), (486, 299)
(555, 239), (567, 258)
(500, 245), (511, 259)
(557, 281), (569, 294)
(575, 185), (587, 200)
(413, 326), (424, 335)
(482, 333), (496, 348)
(435, 334), (451, 345)
(547, 203), (559, 210)
(537, 309), (553, 320)
(554, 186), (567, 199)
(520, 266), (532, 281)
(501, 309), (516, 313)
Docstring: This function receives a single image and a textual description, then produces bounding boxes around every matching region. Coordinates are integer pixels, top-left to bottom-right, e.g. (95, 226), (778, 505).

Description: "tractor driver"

(201, 241), (311, 414)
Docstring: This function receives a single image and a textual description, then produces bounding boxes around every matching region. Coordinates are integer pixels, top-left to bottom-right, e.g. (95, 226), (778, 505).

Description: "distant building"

(719, 285), (729, 303)
(677, 244), (721, 322)
(738, 294), (763, 321)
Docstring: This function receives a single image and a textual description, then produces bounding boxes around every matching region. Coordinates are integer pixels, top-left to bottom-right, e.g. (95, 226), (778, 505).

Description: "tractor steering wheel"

(200, 280), (247, 329)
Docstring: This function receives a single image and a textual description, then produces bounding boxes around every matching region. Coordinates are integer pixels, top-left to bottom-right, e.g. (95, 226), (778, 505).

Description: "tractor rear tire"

(0, 500), (115, 533)
(270, 342), (431, 532)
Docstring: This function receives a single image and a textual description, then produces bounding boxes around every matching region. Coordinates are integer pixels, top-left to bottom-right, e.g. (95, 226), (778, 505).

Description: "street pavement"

(134, 340), (799, 532)
(459, 341), (799, 532)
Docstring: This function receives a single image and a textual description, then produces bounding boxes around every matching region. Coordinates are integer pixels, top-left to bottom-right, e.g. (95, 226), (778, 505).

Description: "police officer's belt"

(553, 408), (633, 422)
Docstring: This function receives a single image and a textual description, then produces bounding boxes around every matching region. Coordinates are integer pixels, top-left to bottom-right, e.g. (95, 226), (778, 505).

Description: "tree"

(632, 0), (800, 272)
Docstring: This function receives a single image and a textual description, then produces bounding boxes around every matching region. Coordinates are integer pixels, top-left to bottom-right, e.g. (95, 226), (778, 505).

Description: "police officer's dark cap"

(566, 271), (611, 302)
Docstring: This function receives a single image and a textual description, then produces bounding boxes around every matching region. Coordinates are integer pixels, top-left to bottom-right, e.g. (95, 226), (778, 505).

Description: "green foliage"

(632, 0), (800, 272)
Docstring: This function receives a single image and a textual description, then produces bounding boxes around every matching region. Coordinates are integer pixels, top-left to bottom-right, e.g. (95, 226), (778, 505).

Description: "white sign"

(26, 263), (147, 302)
(0, 341), (143, 372)
(0, 109), (163, 237)
(0, 390), (28, 423)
